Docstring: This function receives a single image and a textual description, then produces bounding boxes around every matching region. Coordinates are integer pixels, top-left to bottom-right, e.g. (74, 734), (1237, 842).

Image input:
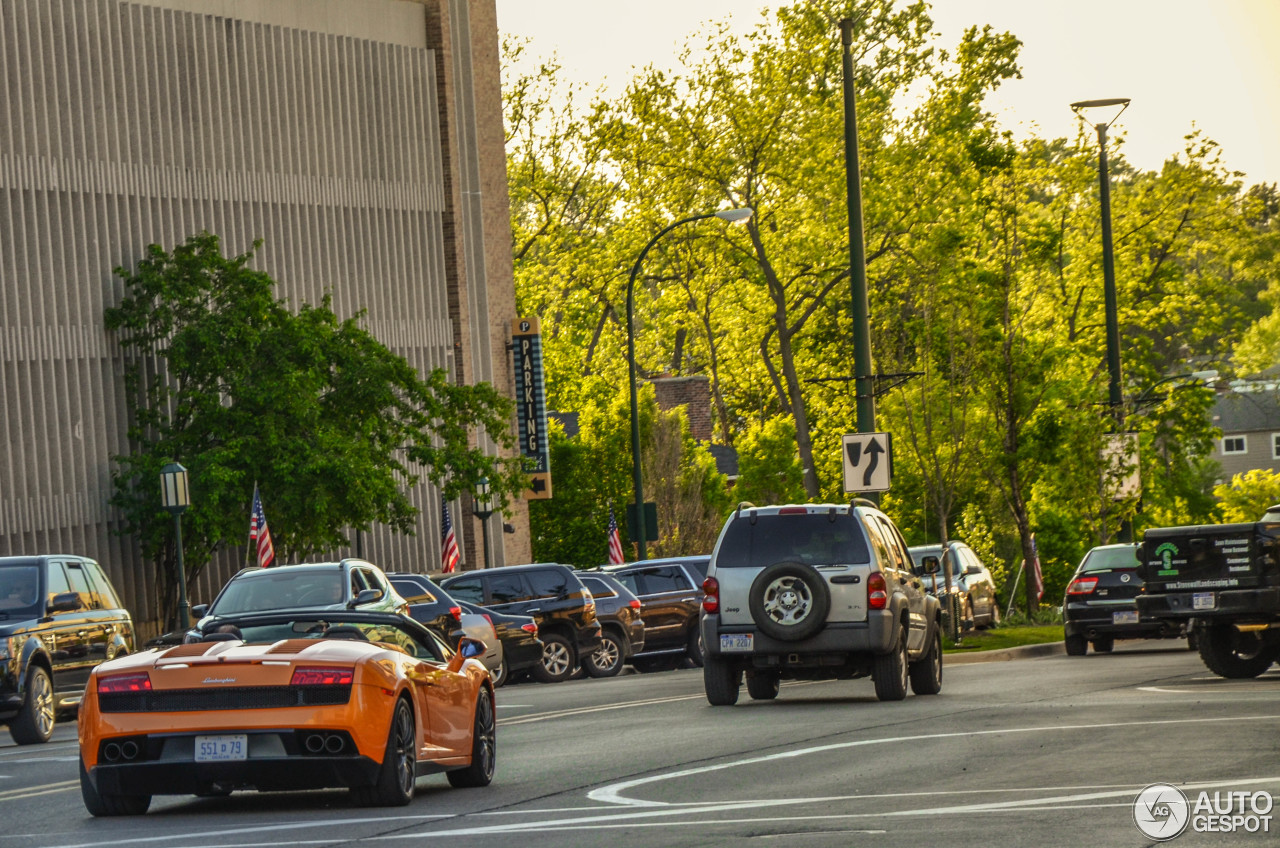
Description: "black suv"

(577, 573), (645, 678)
(701, 502), (943, 705)
(0, 555), (136, 744)
(602, 556), (709, 671)
(440, 564), (602, 683)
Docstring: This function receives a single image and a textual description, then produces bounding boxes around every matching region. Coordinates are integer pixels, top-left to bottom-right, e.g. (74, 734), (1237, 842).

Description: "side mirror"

(458, 637), (487, 659)
(191, 604), (209, 619)
(46, 592), (82, 614)
(347, 588), (382, 608)
(922, 555), (940, 575)
(965, 564), (982, 576)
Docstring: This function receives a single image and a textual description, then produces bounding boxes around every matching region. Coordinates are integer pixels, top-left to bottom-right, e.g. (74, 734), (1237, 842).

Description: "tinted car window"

(85, 561), (123, 609)
(684, 559), (710, 581)
(580, 576), (616, 599)
(489, 573), (531, 604)
(64, 561), (95, 609)
(641, 567), (691, 593)
(527, 568), (568, 599)
(390, 577), (436, 605)
(444, 576), (483, 604)
(45, 563), (70, 602)
(215, 571), (346, 613)
(0, 565), (42, 616)
(610, 572), (641, 595)
(716, 514), (870, 568)
(1080, 546), (1139, 571)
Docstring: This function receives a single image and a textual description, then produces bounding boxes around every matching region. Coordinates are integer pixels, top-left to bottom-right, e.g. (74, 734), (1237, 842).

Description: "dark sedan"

(1063, 543), (1186, 655)
(454, 601), (543, 687)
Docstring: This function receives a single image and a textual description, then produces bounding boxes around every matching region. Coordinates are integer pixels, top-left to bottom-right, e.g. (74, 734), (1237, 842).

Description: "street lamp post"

(1072, 97), (1131, 540)
(472, 478), (494, 571)
(626, 207), (753, 559)
(159, 461), (191, 630)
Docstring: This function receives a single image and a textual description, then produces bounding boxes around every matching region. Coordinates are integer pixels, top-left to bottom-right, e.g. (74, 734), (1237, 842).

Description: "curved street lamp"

(159, 461), (191, 630)
(626, 207), (753, 560)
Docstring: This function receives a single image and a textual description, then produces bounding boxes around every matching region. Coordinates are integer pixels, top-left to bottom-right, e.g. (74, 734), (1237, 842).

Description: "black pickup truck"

(1136, 514), (1280, 678)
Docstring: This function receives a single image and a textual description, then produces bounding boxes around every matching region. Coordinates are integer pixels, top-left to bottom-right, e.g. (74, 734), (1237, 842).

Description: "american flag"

(250, 486), (275, 568)
(607, 507), (625, 565)
(1029, 534), (1044, 601)
(441, 499), (460, 573)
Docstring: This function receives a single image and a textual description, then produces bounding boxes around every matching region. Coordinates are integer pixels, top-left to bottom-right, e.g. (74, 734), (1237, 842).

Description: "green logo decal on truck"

(1154, 542), (1180, 576)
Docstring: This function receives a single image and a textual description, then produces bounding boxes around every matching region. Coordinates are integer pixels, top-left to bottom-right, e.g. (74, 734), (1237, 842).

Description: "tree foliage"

(106, 233), (525, 626)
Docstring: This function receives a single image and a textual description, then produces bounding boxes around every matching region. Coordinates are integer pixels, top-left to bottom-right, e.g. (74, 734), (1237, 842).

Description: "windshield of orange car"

(211, 571), (346, 614)
(227, 617), (449, 662)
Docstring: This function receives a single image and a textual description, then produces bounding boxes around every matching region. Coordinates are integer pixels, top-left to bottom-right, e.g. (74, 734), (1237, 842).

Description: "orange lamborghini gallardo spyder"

(78, 611), (495, 816)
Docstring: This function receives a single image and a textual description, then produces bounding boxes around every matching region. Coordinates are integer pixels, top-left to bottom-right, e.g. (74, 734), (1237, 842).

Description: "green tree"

(105, 233), (525, 629)
(1214, 469), (1280, 523)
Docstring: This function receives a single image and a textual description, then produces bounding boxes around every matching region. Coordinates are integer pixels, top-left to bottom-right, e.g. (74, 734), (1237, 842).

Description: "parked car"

(1065, 543), (1186, 656)
(385, 572), (514, 685)
(577, 573), (645, 678)
(440, 563), (602, 684)
(700, 502), (943, 706)
(0, 555), (136, 744)
(185, 560), (408, 641)
(908, 541), (1001, 630)
(79, 610), (494, 815)
(454, 601), (543, 687)
(602, 555), (709, 671)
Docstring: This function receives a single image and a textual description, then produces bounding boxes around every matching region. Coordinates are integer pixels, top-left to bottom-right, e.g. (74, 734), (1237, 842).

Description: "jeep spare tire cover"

(748, 561), (831, 641)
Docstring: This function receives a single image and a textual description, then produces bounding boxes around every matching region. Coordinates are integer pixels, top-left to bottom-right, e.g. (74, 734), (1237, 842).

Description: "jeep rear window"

(716, 515), (869, 567)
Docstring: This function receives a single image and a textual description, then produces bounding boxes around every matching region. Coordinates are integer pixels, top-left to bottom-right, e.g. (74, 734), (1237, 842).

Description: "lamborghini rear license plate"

(720, 633), (754, 652)
(195, 734), (247, 762)
(1112, 610), (1139, 625)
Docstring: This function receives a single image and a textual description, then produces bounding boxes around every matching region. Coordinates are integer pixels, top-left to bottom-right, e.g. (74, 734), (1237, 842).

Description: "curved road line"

(588, 713), (1280, 806)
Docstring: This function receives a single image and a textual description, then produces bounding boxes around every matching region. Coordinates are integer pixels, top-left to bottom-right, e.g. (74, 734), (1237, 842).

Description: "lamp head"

(1070, 98), (1131, 130)
(714, 207), (754, 225)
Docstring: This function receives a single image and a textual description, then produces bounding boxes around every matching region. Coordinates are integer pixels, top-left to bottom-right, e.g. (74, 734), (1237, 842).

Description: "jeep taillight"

(868, 572), (888, 610)
(702, 576), (719, 614)
(97, 672), (151, 694)
(1067, 576), (1098, 595)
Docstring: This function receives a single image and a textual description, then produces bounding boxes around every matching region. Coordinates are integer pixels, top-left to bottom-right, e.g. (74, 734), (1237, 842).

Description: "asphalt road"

(2, 640), (1277, 848)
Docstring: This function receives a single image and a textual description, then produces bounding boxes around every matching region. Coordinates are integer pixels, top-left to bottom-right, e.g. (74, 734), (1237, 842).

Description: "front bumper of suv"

(701, 610), (897, 661)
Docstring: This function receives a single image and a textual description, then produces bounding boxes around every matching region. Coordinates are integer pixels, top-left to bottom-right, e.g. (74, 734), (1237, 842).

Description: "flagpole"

(246, 482), (259, 568)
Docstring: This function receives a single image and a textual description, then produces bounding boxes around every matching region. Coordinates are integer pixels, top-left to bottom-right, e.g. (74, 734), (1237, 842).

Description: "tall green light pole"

(626, 207), (753, 559)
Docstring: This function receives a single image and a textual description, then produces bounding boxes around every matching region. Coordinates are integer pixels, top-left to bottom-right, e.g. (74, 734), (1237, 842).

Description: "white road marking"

(0, 779), (78, 802)
(46, 813), (453, 848)
(589, 712), (1280, 805)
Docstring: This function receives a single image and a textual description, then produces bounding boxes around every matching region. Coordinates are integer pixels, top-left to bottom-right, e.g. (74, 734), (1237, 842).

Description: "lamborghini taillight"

(290, 667), (354, 686)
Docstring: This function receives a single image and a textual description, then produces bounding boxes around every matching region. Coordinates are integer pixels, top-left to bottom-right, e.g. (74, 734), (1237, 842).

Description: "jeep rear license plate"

(195, 734), (247, 762)
(1193, 592), (1216, 611)
(720, 634), (753, 652)
(1112, 610), (1139, 625)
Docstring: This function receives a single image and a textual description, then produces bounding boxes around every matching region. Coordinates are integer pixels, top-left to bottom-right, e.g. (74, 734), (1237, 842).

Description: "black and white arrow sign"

(841, 432), (892, 493)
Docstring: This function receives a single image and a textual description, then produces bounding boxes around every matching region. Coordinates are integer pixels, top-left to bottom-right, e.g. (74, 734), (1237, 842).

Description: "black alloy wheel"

(80, 757), (151, 816)
(448, 688), (496, 788)
(353, 697), (416, 806)
(1197, 624), (1280, 679)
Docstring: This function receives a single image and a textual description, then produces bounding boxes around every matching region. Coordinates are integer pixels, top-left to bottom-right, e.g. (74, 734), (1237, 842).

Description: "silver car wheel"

(32, 670), (54, 738)
(760, 576), (815, 625)
(543, 640), (572, 677)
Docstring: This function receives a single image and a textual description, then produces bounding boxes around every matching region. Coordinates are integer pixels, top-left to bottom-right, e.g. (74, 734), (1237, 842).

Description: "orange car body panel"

(79, 638), (488, 774)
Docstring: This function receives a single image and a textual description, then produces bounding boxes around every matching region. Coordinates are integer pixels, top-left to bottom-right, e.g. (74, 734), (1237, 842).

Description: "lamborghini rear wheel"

(80, 757), (151, 816)
(352, 697), (416, 807)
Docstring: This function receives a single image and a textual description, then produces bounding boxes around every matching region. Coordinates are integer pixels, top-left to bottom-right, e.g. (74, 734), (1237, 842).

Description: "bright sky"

(494, 0), (1280, 188)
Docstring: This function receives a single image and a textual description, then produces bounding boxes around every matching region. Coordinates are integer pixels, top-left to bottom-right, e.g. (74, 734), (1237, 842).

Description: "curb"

(944, 640), (1065, 665)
